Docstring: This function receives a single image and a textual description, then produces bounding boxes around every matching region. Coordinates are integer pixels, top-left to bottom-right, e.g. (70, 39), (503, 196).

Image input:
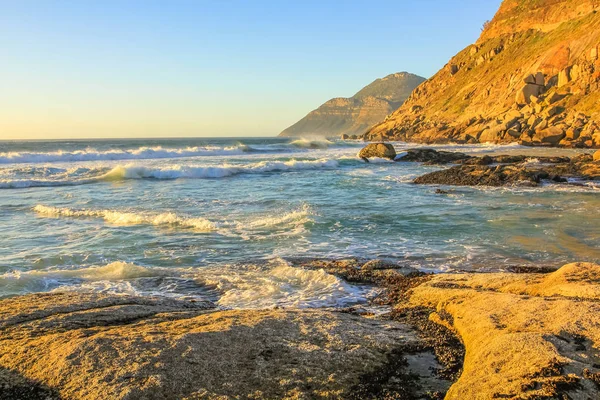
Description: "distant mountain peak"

(279, 72), (425, 138)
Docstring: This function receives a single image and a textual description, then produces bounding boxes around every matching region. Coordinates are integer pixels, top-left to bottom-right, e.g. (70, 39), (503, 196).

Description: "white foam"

(100, 159), (339, 181)
(33, 205), (216, 231)
(289, 138), (334, 149)
(0, 145), (250, 164)
(0, 158), (340, 189)
(200, 263), (374, 309)
(0, 261), (376, 309)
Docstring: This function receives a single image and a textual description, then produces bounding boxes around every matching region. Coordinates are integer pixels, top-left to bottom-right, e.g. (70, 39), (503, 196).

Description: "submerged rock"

(358, 143), (397, 160)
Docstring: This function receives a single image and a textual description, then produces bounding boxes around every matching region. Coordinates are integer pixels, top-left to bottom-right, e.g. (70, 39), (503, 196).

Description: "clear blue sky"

(0, 0), (502, 139)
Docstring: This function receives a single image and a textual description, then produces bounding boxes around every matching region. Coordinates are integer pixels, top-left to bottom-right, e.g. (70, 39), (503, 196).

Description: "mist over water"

(1, 137), (598, 307)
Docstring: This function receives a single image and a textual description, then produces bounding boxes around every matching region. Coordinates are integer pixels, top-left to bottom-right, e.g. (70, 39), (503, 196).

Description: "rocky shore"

(359, 145), (600, 187)
(2, 259), (600, 399)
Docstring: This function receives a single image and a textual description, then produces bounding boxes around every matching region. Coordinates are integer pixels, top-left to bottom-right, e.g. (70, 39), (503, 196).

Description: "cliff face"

(365, 0), (600, 148)
(279, 72), (425, 138)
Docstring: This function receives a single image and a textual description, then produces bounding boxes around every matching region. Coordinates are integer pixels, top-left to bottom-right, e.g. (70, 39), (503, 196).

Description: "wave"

(0, 158), (340, 189)
(0, 145), (252, 164)
(33, 205), (216, 231)
(289, 138), (335, 149)
(102, 158), (338, 180)
(0, 261), (376, 308)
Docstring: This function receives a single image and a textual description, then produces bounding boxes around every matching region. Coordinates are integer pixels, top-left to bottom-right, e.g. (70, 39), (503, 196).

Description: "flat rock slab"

(409, 262), (600, 399)
(0, 291), (448, 399)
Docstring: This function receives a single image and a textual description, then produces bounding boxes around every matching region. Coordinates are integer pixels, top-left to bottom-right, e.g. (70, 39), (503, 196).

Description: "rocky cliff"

(279, 72), (425, 138)
(365, 0), (600, 148)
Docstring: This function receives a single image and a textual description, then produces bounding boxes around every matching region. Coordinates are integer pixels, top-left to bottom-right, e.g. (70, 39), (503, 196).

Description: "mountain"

(279, 72), (426, 138)
(365, 0), (600, 148)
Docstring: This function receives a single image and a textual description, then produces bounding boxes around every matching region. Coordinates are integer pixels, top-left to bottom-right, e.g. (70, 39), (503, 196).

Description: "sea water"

(0, 137), (598, 307)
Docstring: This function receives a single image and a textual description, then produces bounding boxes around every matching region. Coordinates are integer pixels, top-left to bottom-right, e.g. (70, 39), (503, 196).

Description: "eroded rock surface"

(408, 262), (600, 399)
(0, 291), (449, 399)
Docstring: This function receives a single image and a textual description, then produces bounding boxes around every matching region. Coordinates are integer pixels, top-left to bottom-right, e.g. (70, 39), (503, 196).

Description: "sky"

(0, 0), (502, 140)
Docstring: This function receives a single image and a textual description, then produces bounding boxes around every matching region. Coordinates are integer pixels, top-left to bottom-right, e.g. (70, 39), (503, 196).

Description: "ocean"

(1, 137), (598, 308)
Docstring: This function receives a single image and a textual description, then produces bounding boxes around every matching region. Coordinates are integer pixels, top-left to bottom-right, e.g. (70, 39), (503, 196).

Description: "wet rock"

(395, 148), (472, 164)
(358, 143), (396, 160)
(413, 164), (544, 187)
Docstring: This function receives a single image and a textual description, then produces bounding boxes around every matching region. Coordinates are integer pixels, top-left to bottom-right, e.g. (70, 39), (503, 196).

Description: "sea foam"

(33, 205), (216, 231)
(0, 145), (251, 164)
(0, 158), (339, 189)
(0, 261), (376, 308)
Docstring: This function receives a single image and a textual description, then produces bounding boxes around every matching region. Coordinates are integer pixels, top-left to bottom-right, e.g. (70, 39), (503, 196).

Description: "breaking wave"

(101, 159), (339, 180)
(33, 205), (216, 231)
(0, 261), (376, 308)
(0, 158), (340, 189)
(0, 145), (252, 164)
(289, 138), (335, 149)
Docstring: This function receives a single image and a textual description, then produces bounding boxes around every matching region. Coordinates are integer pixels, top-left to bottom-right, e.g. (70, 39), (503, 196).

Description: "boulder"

(340, 134), (349, 140)
(565, 128), (581, 141)
(524, 74), (536, 84)
(507, 129), (521, 138)
(545, 91), (563, 104)
(535, 72), (545, 86)
(358, 143), (396, 160)
(479, 124), (506, 142)
(558, 68), (571, 87)
(535, 126), (566, 145)
(516, 83), (543, 105)
(594, 150), (600, 162)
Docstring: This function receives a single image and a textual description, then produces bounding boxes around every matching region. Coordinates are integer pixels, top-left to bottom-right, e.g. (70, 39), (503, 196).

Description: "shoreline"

(2, 258), (600, 399)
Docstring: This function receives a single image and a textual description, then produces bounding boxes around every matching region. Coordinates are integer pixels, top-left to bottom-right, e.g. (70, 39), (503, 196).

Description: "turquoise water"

(1, 137), (598, 307)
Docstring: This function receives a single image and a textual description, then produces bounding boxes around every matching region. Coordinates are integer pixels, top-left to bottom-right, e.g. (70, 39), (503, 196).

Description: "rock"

(592, 47), (598, 61)
(536, 126), (566, 144)
(558, 68), (571, 87)
(535, 72), (545, 86)
(0, 292), (436, 399)
(412, 151), (599, 187)
(396, 148), (472, 164)
(594, 150), (600, 162)
(524, 74), (536, 84)
(535, 119), (549, 132)
(340, 134), (349, 140)
(507, 129), (521, 138)
(448, 64), (459, 75)
(545, 91), (563, 104)
(413, 164), (545, 187)
(408, 263), (600, 398)
(516, 83), (543, 105)
(565, 128), (581, 140)
(544, 105), (561, 118)
(358, 143), (396, 160)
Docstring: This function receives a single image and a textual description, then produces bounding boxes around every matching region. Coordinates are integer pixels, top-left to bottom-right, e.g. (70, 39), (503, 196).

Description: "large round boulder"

(358, 143), (397, 160)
